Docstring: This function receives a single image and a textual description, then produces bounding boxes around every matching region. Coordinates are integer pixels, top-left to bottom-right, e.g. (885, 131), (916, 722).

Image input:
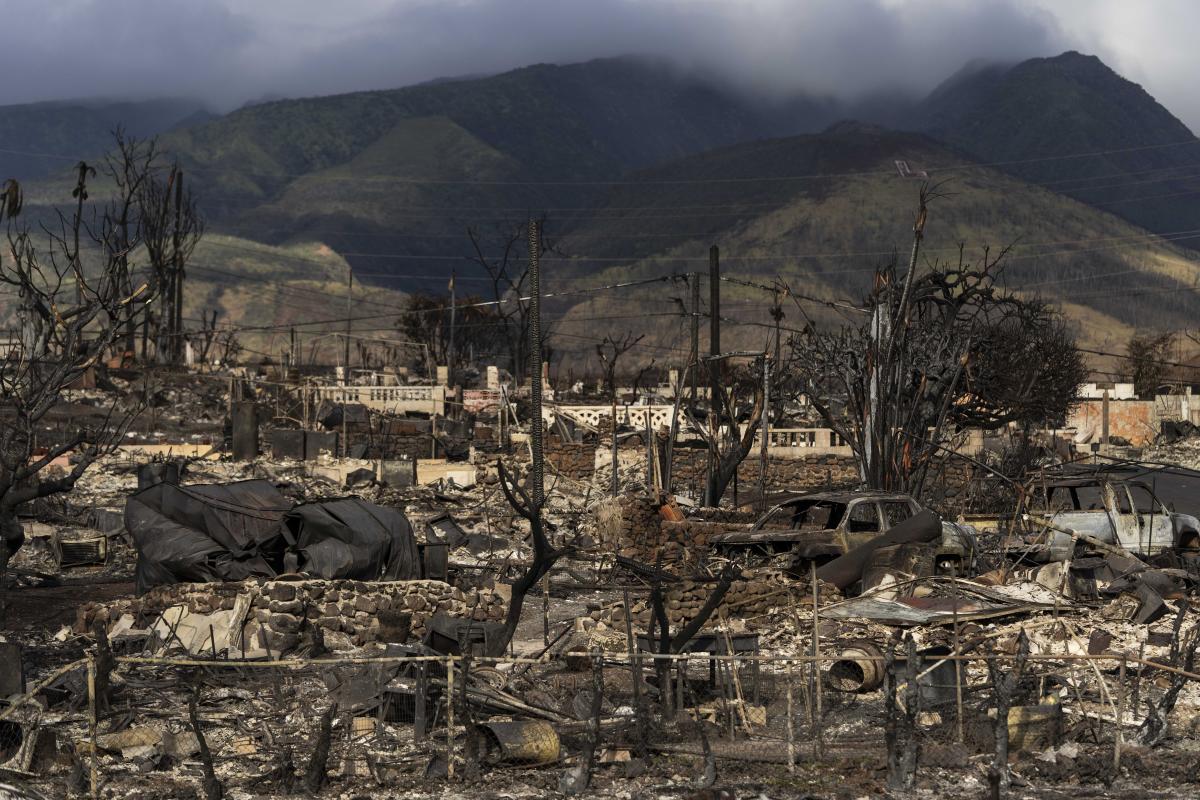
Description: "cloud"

(242, 0), (1065, 104)
(3, 0), (1194, 132)
(0, 0), (254, 104)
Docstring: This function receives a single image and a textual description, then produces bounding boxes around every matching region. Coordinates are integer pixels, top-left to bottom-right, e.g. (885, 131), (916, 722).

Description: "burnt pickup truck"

(1008, 478), (1200, 562)
(709, 491), (976, 575)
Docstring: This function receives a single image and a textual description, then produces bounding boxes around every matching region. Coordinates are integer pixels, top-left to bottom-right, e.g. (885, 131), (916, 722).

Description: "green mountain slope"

(0, 229), (406, 361)
(0, 98), (210, 181)
(543, 125), (1198, 362)
(910, 51), (1200, 238)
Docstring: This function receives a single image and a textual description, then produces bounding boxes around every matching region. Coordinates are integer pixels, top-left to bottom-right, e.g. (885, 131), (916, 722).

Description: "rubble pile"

(17, 366), (1200, 799)
(74, 578), (507, 652)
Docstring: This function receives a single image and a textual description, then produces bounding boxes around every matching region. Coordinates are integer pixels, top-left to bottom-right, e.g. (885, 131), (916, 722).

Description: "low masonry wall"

(76, 578), (506, 654)
(669, 450), (860, 497)
(545, 440), (596, 480)
(598, 569), (805, 629)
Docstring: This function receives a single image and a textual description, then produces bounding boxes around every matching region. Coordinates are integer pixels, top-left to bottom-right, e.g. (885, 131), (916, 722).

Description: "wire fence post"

(811, 560), (824, 758)
(87, 654), (99, 800)
(786, 662), (796, 772)
(1115, 656), (1126, 771)
(446, 655), (455, 781)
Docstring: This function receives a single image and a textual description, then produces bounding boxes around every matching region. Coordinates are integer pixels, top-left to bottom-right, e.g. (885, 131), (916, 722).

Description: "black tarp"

(127, 480), (421, 592)
(127, 479), (291, 593)
(281, 498), (420, 581)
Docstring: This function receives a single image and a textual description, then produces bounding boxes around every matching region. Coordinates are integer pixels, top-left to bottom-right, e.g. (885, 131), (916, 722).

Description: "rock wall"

(545, 440), (596, 480)
(601, 569), (807, 629)
(602, 494), (750, 568)
(670, 450), (860, 495)
(76, 578), (505, 653)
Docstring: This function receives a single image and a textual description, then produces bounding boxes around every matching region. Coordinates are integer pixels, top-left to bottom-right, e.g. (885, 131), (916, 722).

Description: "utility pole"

(448, 270), (457, 387)
(528, 219), (545, 508)
(706, 245), (720, 506)
(172, 171), (184, 365)
(709, 246), (720, 403)
(343, 265), (353, 383)
(758, 355), (770, 512)
(690, 272), (700, 404)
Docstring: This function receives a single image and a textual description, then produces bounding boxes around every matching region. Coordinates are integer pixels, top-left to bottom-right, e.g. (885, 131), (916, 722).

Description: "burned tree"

(488, 218), (565, 656)
(595, 332), (648, 497)
(686, 357), (765, 506)
(0, 138), (185, 599)
(1126, 331), (1176, 398)
(396, 291), (504, 376)
(787, 189), (1084, 494)
(466, 215), (557, 384)
(138, 160), (203, 364)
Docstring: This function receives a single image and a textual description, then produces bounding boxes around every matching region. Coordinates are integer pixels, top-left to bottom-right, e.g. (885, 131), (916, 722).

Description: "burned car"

(1010, 478), (1200, 563)
(709, 491), (976, 576)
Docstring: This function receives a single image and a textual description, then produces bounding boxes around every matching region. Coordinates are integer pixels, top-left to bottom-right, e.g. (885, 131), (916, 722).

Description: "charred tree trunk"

(303, 706), (335, 793)
(986, 630), (1030, 797)
(189, 689), (224, 800)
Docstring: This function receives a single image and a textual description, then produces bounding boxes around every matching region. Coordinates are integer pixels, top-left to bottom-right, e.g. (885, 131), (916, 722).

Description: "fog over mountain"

(2, 0), (1196, 130)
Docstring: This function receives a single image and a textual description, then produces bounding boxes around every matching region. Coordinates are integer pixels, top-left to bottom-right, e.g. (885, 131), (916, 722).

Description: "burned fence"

(2, 640), (1194, 799)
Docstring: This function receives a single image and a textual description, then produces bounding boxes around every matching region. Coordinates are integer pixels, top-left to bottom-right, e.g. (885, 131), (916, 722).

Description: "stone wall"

(545, 440), (595, 480)
(601, 568), (806, 629)
(603, 494), (750, 568)
(76, 578), (505, 654)
(669, 449), (860, 496)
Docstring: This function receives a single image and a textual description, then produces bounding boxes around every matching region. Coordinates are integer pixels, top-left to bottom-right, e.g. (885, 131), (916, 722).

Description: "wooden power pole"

(172, 171), (184, 364)
(528, 219), (545, 507)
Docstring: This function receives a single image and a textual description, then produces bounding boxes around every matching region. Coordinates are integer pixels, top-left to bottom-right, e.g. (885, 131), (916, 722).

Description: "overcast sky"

(2, 0), (1196, 130)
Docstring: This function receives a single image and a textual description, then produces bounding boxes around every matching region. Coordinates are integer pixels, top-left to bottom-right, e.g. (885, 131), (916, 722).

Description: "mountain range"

(5, 51), (1199, 364)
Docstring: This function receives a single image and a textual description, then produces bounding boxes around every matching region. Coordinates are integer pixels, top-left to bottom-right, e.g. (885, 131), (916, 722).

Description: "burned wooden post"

(690, 272), (700, 404)
(811, 561), (824, 758)
(561, 649), (604, 795)
(90, 619), (114, 713)
(986, 630), (1030, 798)
(460, 653), (480, 780)
(786, 662), (796, 772)
(1138, 611), (1198, 746)
(87, 656), (98, 800)
(446, 657), (456, 780)
(884, 635), (921, 790)
(757, 355), (770, 512)
(623, 587), (648, 756)
(189, 688), (225, 800)
(1115, 656), (1127, 771)
(413, 662), (428, 742)
(899, 637), (921, 789)
(709, 245), (720, 415)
